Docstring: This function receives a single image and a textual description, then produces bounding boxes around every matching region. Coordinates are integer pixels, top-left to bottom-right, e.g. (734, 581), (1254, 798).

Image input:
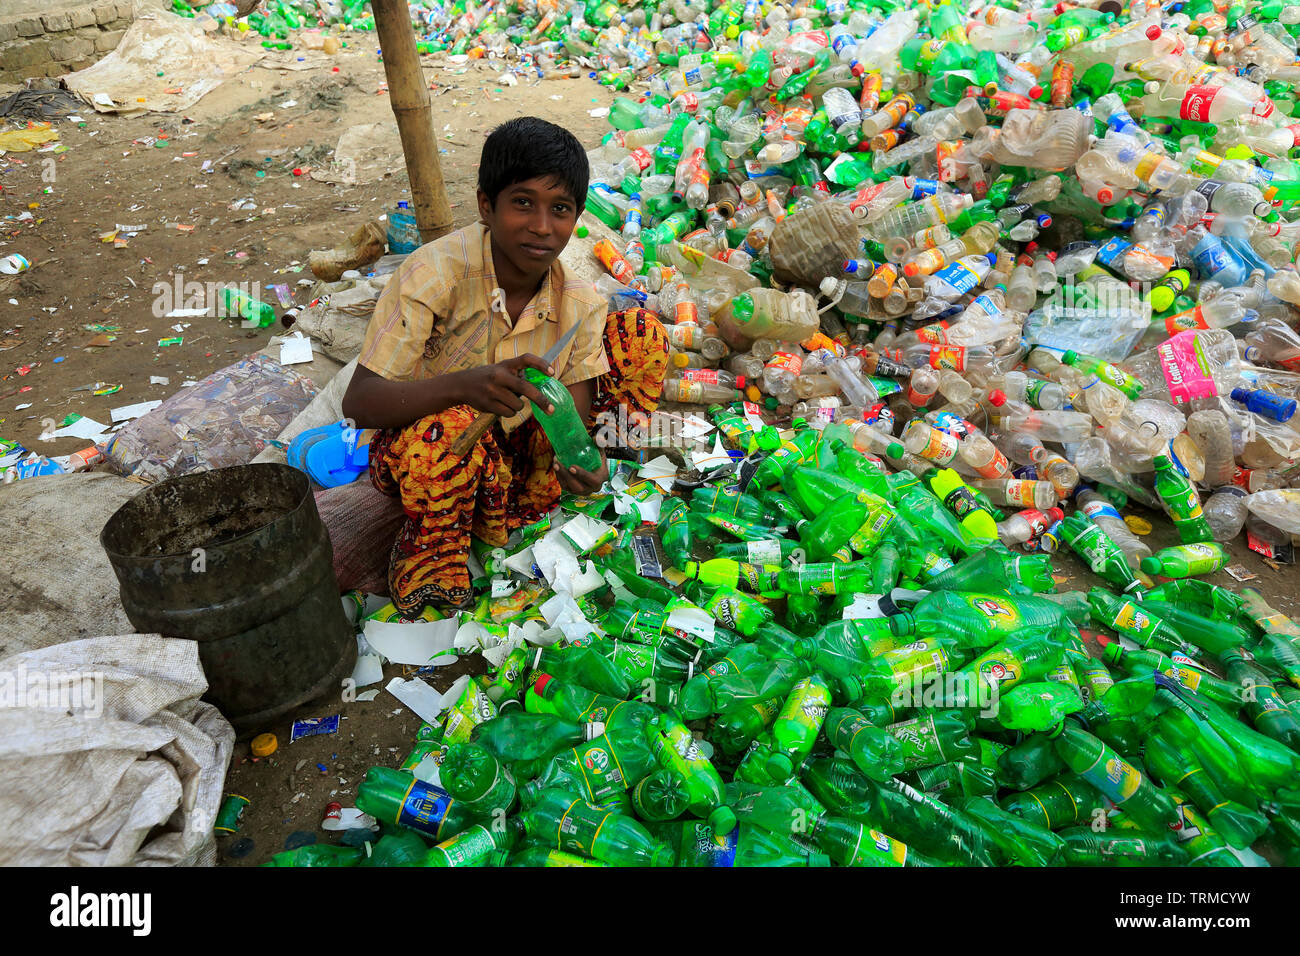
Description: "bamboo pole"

(371, 0), (454, 242)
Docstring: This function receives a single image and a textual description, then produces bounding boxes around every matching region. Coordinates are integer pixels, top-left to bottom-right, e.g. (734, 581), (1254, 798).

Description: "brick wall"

(0, 1), (136, 83)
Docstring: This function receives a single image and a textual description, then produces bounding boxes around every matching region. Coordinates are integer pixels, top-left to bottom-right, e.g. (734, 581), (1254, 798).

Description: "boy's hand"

(555, 454), (608, 496)
(453, 353), (555, 418)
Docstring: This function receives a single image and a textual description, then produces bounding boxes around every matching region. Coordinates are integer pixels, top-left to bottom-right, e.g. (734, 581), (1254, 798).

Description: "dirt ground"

(0, 30), (616, 456)
(5, 29), (1300, 868)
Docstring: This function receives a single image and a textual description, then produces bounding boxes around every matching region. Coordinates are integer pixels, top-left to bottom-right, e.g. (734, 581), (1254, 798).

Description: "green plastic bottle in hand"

(522, 367), (602, 473)
(766, 673), (834, 779)
(824, 707), (906, 781)
(1153, 456), (1214, 544)
(522, 789), (672, 866)
(1049, 722), (1181, 832)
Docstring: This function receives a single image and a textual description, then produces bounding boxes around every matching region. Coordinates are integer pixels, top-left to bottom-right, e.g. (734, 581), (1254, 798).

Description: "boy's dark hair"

(478, 116), (588, 212)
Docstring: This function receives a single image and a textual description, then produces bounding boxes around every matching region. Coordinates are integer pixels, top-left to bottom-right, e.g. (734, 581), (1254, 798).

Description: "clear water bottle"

(1203, 486), (1249, 542)
(387, 200), (421, 254)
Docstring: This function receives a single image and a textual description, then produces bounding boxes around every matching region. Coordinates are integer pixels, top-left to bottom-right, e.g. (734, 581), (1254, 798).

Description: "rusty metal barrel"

(100, 463), (356, 737)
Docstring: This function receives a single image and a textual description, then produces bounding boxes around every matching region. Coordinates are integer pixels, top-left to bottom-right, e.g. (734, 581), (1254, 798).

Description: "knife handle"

(450, 411), (498, 458)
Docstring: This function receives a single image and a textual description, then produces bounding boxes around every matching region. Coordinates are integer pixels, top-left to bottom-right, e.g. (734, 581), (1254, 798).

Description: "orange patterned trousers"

(370, 309), (668, 614)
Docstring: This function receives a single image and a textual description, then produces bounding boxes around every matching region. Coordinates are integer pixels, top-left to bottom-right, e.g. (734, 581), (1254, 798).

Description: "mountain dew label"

(942, 485), (982, 520)
(1077, 750), (1142, 804)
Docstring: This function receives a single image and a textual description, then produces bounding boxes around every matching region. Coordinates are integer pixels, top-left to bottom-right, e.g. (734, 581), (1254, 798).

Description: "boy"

(342, 117), (668, 615)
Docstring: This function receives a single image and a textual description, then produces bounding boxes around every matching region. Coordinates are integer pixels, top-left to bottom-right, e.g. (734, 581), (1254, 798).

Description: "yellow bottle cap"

(1147, 285), (1175, 313)
(1124, 515), (1153, 536)
(251, 733), (278, 757)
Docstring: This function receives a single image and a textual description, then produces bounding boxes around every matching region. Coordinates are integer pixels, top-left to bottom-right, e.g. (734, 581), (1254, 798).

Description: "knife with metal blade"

(448, 319), (584, 458)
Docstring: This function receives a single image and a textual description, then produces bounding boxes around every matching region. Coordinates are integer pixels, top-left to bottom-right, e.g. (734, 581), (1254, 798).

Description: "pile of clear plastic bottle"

(263, 0), (1300, 868)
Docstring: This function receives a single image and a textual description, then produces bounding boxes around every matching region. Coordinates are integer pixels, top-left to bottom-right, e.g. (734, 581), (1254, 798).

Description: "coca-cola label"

(1179, 85), (1220, 122)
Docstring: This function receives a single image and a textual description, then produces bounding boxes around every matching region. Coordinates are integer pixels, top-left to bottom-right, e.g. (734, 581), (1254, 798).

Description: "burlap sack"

(769, 200), (862, 288)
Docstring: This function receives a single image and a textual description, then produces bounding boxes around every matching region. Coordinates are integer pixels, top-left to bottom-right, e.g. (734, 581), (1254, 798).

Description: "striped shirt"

(358, 221), (609, 433)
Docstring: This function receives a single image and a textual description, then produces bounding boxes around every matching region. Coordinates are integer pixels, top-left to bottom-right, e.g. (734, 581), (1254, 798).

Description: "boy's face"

(478, 175), (579, 282)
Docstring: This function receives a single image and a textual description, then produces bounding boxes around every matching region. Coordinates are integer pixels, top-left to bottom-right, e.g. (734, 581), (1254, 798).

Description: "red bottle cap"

(1146, 25), (1162, 40)
(987, 390), (1007, 406)
(735, 375), (746, 389)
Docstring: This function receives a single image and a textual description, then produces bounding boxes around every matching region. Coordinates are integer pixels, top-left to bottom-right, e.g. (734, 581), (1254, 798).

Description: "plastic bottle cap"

(902, 262), (920, 277)
(1139, 556), (1161, 575)
(1125, 515), (1153, 535)
(735, 376), (747, 389)
(987, 390), (1007, 406)
(1146, 25), (1162, 39)
(251, 733), (278, 757)
(1148, 286), (1176, 313)
(1028, 85), (1043, 99)
(707, 806), (738, 834)
(886, 442), (905, 458)
(819, 276), (842, 298)
(766, 752), (794, 779)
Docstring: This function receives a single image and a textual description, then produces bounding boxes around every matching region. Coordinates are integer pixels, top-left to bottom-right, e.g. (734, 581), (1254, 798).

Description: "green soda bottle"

(957, 795), (1066, 866)
(630, 768), (692, 822)
(924, 467), (1000, 549)
(786, 592), (824, 634)
(997, 732), (1068, 791)
(356, 766), (477, 842)
(682, 557), (780, 593)
(652, 716), (736, 832)
(529, 644), (632, 698)
(795, 492), (874, 561)
(1098, 637), (1243, 710)
(766, 673), (834, 779)
(602, 548), (680, 606)
(440, 676), (498, 745)
(1239, 586), (1300, 641)
(1167, 797), (1241, 867)
(690, 485), (771, 522)
(1057, 828), (1188, 866)
(1086, 589), (1186, 656)
(714, 537), (804, 564)
(521, 367), (602, 472)
(1049, 722), (1181, 831)
(688, 581), (775, 635)
(1061, 350), (1143, 399)
(775, 560), (875, 596)
(1142, 733), (1269, 850)
(703, 512), (790, 542)
(802, 755), (999, 866)
(676, 642), (807, 719)
(759, 489), (808, 527)
(712, 694), (786, 756)
(886, 470), (970, 556)
(996, 681), (1085, 732)
(438, 743), (517, 817)
(525, 673), (624, 724)
(1153, 456), (1214, 543)
(656, 498), (693, 568)
(1147, 578), (1249, 627)
(522, 789), (672, 866)
(726, 782), (828, 839)
(1059, 513), (1144, 593)
(888, 590), (1075, 650)
(1140, 543), (1228, 578)
(359, 830), (430, 868)
(811, 815), (943, 867)
(1000, 776), (1108, 831)
(829, 439), (894, 499)
(471, 710), (606, 765)
(520, 714), (658, 808)
(264, 844), (363, 867)
(422, 819), (524, 867)
(217, 286), (276, 328)
(837, 636), (962, 703)
(786, 466), (876, 518)
(657, 820), (831, 867)
(508, 846), (609, 867)
(824, 707), (907, 781)
(958, 633), (1069, 694)
(885, 709), (977, 770)
(1220, 648), (1300, 752)
(1138, 600), (1256, 657)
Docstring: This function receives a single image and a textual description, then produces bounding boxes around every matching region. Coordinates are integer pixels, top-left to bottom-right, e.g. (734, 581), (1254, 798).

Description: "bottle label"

(397, 779), (457, 839)
(1094, 236), (1132, 270)
(747, 539), (784, 565)
(1080, 498), (1122, 524)
(934, 260), (982, 296)
(682, 368), (722, 385)
(1003, 479), (1038, 508)
(555, 797), (614, 856)
(1164, 307), (1210, 336)
(942, 485), (982, 520)
(1179, 85), (1220, 122)
(928, 345), (967, 371)
(674, 380), (705, 403)
(1155, 330), (1218, 406)
(570, 736), (630, 802)
(972, 447), (1011, 480)
(917, 426), (960, 464)
(766, 351), (804, 376)
(1109, 601), (1156, 640)
(1077, 750), (1143, 803)
(961, 594), (1024, 629)
(864, 829), (908, 867)
(887, 713), (949, 769)
(1023, 379), (1049, 408)
(435, 825), (496, 866)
